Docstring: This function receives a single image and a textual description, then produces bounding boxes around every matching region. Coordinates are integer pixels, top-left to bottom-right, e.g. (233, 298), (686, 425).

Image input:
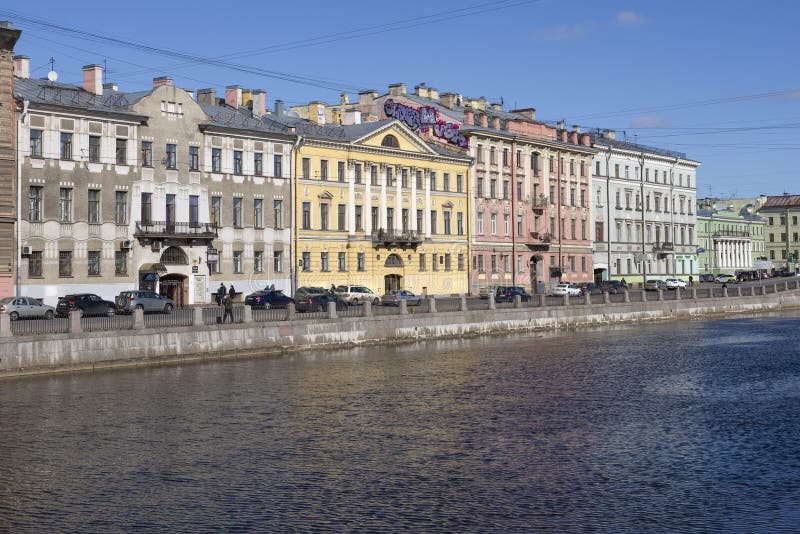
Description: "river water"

(1, 313), (799, 531)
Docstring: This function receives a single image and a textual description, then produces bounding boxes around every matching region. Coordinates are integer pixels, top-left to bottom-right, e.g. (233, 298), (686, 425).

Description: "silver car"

(380, 289), (422, 306)
(0, 296), (56, 320)
(116, 290), (175, 314)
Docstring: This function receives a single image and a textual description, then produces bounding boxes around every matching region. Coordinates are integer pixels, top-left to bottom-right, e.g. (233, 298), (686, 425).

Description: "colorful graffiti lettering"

(383, 99), (468, 148)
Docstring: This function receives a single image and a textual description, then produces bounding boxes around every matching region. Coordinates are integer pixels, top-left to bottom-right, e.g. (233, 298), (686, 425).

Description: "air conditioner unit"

(120, 239), (132, 250)
(151, 241), (161, 252)
(21, 245), (31, 256)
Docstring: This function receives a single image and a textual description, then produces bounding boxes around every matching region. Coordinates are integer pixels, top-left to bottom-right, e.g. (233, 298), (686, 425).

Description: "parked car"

(600, 280), (627, 294)
(245, 289), (295, 309)
(664, 278), (686, 290)
(296, 292), (345, 313)
(495, 286), (531, 302)
(553, 283), (582, 296)
(774, 269), (796, 277)
(115, 290), (174, 314)
(334, 285), (380, 305)
(715, 274), (736, 283)
(699, 273), (715, 283)
(295, 286), (329, 300)
(479, 285), (501, 299)
(56, 294), (116, 317)
(381, 289), (422, 306)
(0, 296), (55, 320)
(644, 279), (667, 291)
(580, 282), (603, 295)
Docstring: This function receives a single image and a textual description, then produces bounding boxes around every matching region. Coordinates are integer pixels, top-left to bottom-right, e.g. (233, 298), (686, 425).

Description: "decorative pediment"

(442, 201), (454, 209)
(317, 190), (334, 199)
(354, 121), (439, 155)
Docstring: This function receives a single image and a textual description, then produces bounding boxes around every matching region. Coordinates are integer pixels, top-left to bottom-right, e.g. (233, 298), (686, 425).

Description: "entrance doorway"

(159, 273), (188, 306)
(384, 274), (402, 293)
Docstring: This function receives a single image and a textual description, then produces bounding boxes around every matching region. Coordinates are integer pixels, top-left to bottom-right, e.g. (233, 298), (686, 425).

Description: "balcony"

(531, 194), (548, 213)
(712, 231), (750, 239)
(653, 241), (674, 252)
(371, 228), (423, 248)
(134, 221), (218, 240)
(525, 231), (551, 250)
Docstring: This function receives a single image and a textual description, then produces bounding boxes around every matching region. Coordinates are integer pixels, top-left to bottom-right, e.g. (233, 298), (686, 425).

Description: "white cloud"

(616, 11), (648, 26)
(629, 115), (672, 128)
(531, 22), (593, 41)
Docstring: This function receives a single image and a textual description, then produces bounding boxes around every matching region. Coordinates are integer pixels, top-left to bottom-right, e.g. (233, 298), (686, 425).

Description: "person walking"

(689, 275), (694, 287)
(222, 293), (234, 323)
(228, 284), (236, 301)
(216, 283), (226, 306)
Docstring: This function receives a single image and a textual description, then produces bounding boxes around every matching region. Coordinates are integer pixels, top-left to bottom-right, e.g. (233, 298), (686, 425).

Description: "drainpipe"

(511, 138), (517, 287)
(16, 99), (29, 296)
(290, 135), (304, 297)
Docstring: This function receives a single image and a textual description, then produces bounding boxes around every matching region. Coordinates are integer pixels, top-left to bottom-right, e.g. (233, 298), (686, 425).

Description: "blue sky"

(4, 0), (799, 198)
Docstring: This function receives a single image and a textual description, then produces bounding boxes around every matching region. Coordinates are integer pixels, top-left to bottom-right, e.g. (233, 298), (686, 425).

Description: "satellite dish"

(47, 70), (58, 82)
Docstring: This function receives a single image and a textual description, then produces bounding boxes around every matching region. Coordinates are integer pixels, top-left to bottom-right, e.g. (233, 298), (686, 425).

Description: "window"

(371, 166), (378, 186)
(532, 153), (540, 176)
(274, 154), (283, 177)
(338, 252), (346, 271)
(371, 207), (379, 231)
(88, 135), (101, 162)
(402, 169), (409, 188)
(58, 250), (72, 277)
(28, 186), (42, 222)
(166, 143), (177, 169)
(28, 250), (42, 277)
(30, 129), (42, 157)
(233, 198), (243, 227)
(504, 214), (510, 236)
(115, 192), (127, 225)
(432, 253), (439, 271)
(88, 250), (101, 276)
(417, 209), (424, 233)
(60, 132), (72, 160)
(355, 205), (363, 231)
(381, 134), (399, 147)
(490, 179), (497, 198)
(338, 204), (346, 231)
(321, 252), (329, 271)
(233, 251), (243, 273)
(320, 159), (328, 180)
(445, 254), (452, 271)
(212, 148), (221, 173)
(273, 251), (283, 272)
(232, 150), (243, 175)
(59, 188), (73, 222)
(302, 252), (311, 271)
(401, 208), (409, 232)
(88, 189), (101, 223)
(210, 196), (221, 227)
(386, 167), (394, 187)
(338, 161), (346, 182)
(517, 181), (522, 201)
(457, 212), (464, 235)
(320, 203), (329, 230)
(477, 144), (484, 163)
(491, 147), (498, 165)
(503, 180), (509, 199)
(569, 159), (575, 176)
(443, 211), (451, 235)
(189, 195), (199, 226)
(419, 253), (427, 271)
(476, 176), (484, 197)
(415, 170), (423, 189)
(477, 255), (484, 273)
(443, 173), (450, 191)
(254, 152), (263, 176)
(571, 219), (576, 239)
(429, 172), (436, 191)
(355, 164), (362, 184)
(116, 139), (127, 165)
(516, 150), (523, 168)
(430, 210), (437, 235)
(165, 194), (176, 226)
(254, 250), (263, 273)
(302, 202), (311, 230)
(491, 255), (497, 273)
(189, 146), (199, 170)
(516, 214), (523, 236)
(491, 213), (497, 235)
(357, 252), (365, 271)
(477, 211), (484, 235)
(254, 199), (263, 228)
(456, 174), (463, 193)
(458, 254), (465, 271)
(274, 200), (283, 229)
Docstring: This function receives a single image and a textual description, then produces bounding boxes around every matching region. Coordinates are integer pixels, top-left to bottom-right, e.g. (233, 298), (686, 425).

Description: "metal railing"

(134, 220), (218, 238)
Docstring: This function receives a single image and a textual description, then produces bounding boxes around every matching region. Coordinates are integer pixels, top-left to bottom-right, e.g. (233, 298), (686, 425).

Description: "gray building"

(15, 62), (294, 306)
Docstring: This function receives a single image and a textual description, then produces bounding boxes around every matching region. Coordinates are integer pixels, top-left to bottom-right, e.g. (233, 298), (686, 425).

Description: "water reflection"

(1, 313), (800, 530)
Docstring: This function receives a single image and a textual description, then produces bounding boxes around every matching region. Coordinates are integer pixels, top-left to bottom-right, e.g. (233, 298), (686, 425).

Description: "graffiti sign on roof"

(383, 98), (468, 149)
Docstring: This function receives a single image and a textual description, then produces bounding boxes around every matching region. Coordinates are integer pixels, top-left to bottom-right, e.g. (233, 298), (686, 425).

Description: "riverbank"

(2, 286), (799, 378)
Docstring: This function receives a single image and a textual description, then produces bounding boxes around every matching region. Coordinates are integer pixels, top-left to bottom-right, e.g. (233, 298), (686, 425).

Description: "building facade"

(279, 113), (471, 296)
(15, 62), (293, 306)
(591, 130), (700, 286)
(696, 205), (766, 275)
(758, 194), (800, 272)
(0, 22), (21, 298)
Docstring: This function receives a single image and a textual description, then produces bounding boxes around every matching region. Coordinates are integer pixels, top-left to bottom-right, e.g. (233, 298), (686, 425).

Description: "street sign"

(206, 248), (219, 262)
(192, 266), (199, 274)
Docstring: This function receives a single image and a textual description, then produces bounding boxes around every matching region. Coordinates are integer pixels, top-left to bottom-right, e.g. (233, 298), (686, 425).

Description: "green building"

(696, 205), (766, 276)
(758, 194), (800, 271)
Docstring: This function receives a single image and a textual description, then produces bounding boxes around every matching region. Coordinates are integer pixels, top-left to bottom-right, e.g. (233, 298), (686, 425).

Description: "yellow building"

(285, 117), (471, 296)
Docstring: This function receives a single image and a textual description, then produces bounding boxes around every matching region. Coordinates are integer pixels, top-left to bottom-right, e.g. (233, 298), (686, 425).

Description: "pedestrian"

(330, 284), (336, 294)
(222, 293), (234, 323)
(621, 278), (627, 289)
(689, 275), (694, 287)
(216, 283), (226, 306)
(228, 284), (236, 301)
(722, 282), (728, 290)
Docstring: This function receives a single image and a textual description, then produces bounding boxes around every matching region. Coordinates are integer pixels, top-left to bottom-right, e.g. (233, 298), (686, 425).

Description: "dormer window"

(381, 134), (399, 148)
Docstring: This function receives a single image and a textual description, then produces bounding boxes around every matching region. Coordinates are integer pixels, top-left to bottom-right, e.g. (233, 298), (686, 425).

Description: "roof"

(589, 132), (694, 161)
(697, 208), (765, 222)
(760, 194), (800, 209)
(198, 103), (291, 135)
(14, 77), (149, 118)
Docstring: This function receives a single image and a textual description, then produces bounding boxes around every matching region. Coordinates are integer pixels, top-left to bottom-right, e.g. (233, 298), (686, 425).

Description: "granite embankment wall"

(2, 290), (799, 378)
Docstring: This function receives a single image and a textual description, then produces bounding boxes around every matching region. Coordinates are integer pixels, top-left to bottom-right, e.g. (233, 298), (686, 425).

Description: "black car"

(296, 293), (346, 313)
(495, 286), (531, 302)
(600, 280), (626, 294)
(244, 289), (295, 309)
(295, 286), (329, 300)
(699, 273), (715, 283)
(580, 282), (603, 295)
(56, 293), (116, 317)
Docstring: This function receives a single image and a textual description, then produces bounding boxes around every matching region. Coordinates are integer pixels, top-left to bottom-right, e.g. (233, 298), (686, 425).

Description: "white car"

(553, 283), (582, 296)
(715, 274), (736, 283)
(665, 278), (686, 289)
(334, 285), (380, 305)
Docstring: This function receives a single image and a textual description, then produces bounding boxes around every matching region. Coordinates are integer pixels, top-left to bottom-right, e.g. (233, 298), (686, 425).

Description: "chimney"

(343, 108), (362, 125)
(570, 125), (580, 144)
(340, 93), (349, 105)
(13, 55), (29, 79)
(580, 132), (591, 146)
(82, 64), (103, 95)
(491, 116), (500, 130)
(309, 102), (326, 125)
(480, 113), (488, 128)
(388, 82), (407, 96)
(252, 89), (266, 116)
(241, 89), (253, 109)
(103, 82), (118, 92)
(428, 87), (439, 100)
(512, 107), (536, 120)
(560, 130), (568, 142)
(358, 89), (378, 107)
(415, 83), (429, 99)
(463, 106), (474, 126)
(440, 92), (461, 109)
(602, 129), (616, 141)
(274, 99), (286, 116)
(196, 88), (217, 107)
(490, 102), (502, 111)
(225, 85), (242, 108)
(152, 76), (173, 88)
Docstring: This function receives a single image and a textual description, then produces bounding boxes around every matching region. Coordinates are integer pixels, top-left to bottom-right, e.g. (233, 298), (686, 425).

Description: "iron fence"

(82, 314), (133, 333)
(252, 307), (288, 323)
(143, 309), (194, 328)
(11, 317), (70, 336)
(436, 298), (463, 313)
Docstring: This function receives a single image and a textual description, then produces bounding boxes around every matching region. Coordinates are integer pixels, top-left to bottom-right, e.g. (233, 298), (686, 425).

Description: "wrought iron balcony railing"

(712, 231), (750, 238)
(371, 229), (424, 247)
(134, 221), (218, 238)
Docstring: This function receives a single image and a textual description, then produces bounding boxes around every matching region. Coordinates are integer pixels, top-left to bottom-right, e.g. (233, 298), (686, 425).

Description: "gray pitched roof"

(589, 132), (692, 161)
(198, 103), (291, 135)
(14, 77), (148, 117)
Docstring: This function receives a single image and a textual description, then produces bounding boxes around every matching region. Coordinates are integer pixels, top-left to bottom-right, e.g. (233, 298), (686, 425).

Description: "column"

(424, 168), (431, 237)
(347, 160), (355, 234)
(410, 167), (417, 232)
(364, 161), (372, 234)
(379, 163), (387, 231)
(716, 242), (723, 270)
(395, 165), (402, 232)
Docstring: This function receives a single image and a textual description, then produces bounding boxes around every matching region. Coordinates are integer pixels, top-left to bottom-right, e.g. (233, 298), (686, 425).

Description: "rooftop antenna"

(46, 56), (57, 83)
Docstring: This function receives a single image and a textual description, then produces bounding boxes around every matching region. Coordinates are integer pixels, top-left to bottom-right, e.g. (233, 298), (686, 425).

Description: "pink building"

(358, 83), (596, 294)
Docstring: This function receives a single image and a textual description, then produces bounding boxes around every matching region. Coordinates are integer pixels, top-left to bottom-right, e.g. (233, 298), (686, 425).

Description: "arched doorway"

(529, 254), (544, 293)
(159, 274), (188, 306)
(384, 274), (402, 293)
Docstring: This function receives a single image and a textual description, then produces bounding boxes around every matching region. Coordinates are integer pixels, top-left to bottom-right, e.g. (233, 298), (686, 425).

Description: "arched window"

(384, 253), (403, 267)
(160, 246), (188, 265)
(381, 134), (399, 148)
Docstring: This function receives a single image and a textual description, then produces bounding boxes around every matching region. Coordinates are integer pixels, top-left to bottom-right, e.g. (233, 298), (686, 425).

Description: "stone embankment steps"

(2, 282), (799, 378)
